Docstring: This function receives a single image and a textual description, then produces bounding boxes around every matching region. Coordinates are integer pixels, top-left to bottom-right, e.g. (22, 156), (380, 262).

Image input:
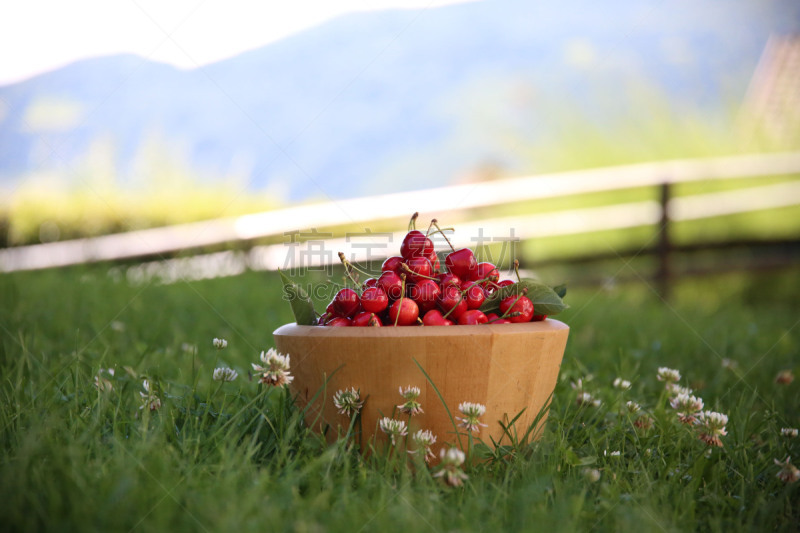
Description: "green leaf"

(564, 448), (597, 467)
(473, 442), (494, 459)
(278, 269), (317, 325)
(479, 279), (569, 316)
(553, 283), (567, 299)
(526, 283), (570, 316)
(564, 447), (580, 466)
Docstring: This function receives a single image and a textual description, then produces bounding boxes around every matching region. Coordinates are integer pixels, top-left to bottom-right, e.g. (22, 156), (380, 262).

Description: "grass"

(1, 264), (798, 532)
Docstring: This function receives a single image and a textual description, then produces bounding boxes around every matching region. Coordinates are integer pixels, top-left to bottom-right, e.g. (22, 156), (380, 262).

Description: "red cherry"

(485, 312), (500, 322)
(400, 230), (434, 259)
(531, 314), (547, 322)
(402, 256), (433, 283)
(362, 278), (379, 289)
(361, 286), (389, 313)
(491, 318), (512, 324)
(458, 309), (488, 325)
(382, 256), (405, 274)
(436, 272), (461, 289)
(333, 288), (360, 318)
(427, 251), (441, 274)
(486, 278), (514, 297)
(324, 302), (341, 318)
(474, 262), (499, 286)
(378, 271), (404, 300)
(326, 316), (352, 327)
(437, 284), (467, 320)
(352, 312), (382, 327)
(409, 279), (440, 312)
(499, 294), (534, 323)
(422, 309), (449, 326)
(442, 318), (454, 326)
(445, 248), (477, 280)
(461, 280), (486, 309)
(388, 298), (419, 326)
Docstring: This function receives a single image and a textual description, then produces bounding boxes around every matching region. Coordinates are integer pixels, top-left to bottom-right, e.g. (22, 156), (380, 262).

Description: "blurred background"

(1, 0), (799, 292)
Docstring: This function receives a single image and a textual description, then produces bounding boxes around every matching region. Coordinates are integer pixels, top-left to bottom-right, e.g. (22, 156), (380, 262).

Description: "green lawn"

(1, 265), (798, 532)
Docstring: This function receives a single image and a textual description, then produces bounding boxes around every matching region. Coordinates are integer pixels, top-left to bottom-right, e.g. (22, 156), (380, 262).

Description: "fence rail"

(1, 151), (800, 274)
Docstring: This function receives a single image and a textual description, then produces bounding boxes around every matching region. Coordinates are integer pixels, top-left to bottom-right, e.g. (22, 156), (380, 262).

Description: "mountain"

(1, 0), (798, 200)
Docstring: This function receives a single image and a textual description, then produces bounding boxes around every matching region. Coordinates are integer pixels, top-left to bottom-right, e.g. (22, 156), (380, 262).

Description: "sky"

(0, 0), (478, 86)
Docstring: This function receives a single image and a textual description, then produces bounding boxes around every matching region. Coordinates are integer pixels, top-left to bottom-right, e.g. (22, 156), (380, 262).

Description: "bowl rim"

(273, 319), (568, 338)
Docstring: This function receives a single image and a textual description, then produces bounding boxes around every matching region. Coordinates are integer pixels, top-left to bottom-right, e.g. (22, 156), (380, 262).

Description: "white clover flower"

(576, 391), (601, 408)
(408, 429), (437, 463)
(613, 377), (631, 390)
(457, 402), (488, 433)
(696, 410), (728, 447)
(625, 400), (641, 414)
(657, 367), (681, 384)
(93, 375), (112, 392)
(434, 448), (468, 487)
(379, 417), (408, 446)
(582, 468), (601, 483)
(397, 385), (423, 416)
(570, 378), (584, 391)
(93, 368), (115, 392)
(252, 348), (293, 387)
(666, 383), (693, 397)
(780, 427), (798, 438)
(213, 367), (238, 382)
(604, 450), (621, 457)
(775, 369), (794, 385)
(213, 337), (228, 350)
(634, 415), (654, 430)
(399, 385), (421, 398)
(139, 379), (161, 411)
(670, 393), (704, 424)
(333, 387), (364, 417)
(181, 343), (197, 354)
(775, 457), (800, 484)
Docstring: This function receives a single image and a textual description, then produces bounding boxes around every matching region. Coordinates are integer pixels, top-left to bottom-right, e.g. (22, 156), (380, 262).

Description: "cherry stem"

(425, 219), (436, 238)
(488, 311), (521, 323)
(513, 259), (521, 283)
(471, 275), (496, 286)
(440, 292), (464, 320)
(426, 227), (455, 239)
(432, 221), (456, 252)
(498, 287), (528, 319)
(394, 274), (407, 327)
(345, 260), (375, 278)
(408, 212), (419, 232)
(338, 251), (360, 288)
(400, 263), (438, 281)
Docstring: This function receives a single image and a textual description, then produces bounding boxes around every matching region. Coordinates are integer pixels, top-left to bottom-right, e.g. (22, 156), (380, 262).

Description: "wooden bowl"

(273, 320), (569, 449)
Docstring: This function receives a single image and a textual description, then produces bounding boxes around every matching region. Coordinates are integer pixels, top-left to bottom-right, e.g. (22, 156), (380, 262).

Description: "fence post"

(656, 181), (672, 300)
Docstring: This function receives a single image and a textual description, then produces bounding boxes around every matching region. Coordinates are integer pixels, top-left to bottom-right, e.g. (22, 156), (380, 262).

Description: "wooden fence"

(2, 151), (800, 294)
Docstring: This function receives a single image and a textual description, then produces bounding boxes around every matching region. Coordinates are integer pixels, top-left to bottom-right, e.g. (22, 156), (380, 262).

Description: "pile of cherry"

(318, 216), (543, 327)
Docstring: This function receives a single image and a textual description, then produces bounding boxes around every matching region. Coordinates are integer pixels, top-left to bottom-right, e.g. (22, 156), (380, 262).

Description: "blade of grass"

(413, 357), (463, 451)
